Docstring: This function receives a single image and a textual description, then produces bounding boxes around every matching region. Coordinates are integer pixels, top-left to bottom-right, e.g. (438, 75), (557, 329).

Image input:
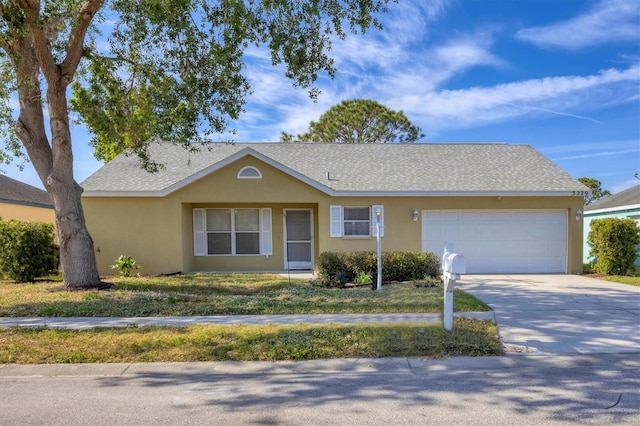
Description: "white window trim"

(193, 208), (272, 256)
(330, 205), (384, 238)
(237, 166), (262, 179)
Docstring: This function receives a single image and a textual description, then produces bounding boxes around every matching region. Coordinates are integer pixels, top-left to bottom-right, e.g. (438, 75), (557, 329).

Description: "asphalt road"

(1, 354), (639, 425)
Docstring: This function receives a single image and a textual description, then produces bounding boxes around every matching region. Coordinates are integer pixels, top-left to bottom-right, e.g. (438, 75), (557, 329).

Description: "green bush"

(342, 251), (376, 281)
(382, 251), (440, 281)
(316, 251), (440, 283)
(0, 219), (58, 282)
(316, 251), (347, 281)
(587, 218), (640, 276)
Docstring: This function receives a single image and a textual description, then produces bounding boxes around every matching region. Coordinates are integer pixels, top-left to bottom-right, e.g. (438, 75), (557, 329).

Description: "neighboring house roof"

(0, 174), (53, 208)
(585, 184), (640, 214)
(81, 142), (588, 197)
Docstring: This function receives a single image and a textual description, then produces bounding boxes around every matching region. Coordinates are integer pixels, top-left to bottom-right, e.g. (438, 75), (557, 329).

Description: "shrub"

(111, 255), (141, 277)
(316, 251), (347, 280)
(382, 251), (440, 281)
(343, 251), (376, 281)
(316, 251), (441, 283)
(587, 218), (640, 275)
(0, 219), (58, 282)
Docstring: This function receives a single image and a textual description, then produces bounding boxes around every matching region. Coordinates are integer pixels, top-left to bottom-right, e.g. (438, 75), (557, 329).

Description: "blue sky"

(3, 0), (640, 194)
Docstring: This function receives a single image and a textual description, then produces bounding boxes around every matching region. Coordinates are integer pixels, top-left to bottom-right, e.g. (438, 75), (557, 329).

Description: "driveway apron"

(457, 275), (640, 355)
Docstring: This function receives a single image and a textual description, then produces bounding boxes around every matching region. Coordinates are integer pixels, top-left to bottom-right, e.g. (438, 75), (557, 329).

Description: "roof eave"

(585, 204), (640, 215)
(82, 189), (584, 198)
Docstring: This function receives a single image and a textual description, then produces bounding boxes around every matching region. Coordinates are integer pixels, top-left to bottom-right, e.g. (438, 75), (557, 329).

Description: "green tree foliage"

(281, 99), (424, 144)
(0, 219), (57, 282)
(587, 218), (640, 275)
(578, 177), (611, 205)
(0, 0), (391, 288)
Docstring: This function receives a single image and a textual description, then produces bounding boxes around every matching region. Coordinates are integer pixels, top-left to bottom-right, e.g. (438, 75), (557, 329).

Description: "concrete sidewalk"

(0, 312), (494, 329)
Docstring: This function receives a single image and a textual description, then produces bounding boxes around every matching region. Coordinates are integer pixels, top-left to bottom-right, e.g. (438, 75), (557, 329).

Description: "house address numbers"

(572, 191), (590, 197)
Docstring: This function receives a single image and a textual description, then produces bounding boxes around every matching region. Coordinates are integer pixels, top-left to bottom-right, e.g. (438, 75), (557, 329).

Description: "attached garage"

(422, 210), (568, 273)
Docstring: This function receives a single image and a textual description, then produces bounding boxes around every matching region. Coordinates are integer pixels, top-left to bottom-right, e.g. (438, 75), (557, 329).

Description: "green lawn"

(0, 274), (499, 363)
(0, 273), (490, 317)
(0, 318), (502, 363)
(601, 275), (640, 286)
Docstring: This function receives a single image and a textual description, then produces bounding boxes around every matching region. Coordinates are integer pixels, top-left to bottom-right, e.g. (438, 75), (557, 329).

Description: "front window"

(206, 208), (260, 255)
(343, 206), (371, 236)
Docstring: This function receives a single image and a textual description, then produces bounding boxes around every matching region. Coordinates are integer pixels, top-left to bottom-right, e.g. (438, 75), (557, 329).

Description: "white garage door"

(422, 210), (568, 273)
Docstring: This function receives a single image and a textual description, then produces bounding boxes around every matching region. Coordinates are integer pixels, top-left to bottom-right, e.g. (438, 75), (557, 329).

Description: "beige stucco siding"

(83, 153), (584, 275)
(83, 197), (184, 276)
(0, 202), (55, 225)
(175, 156), (328, 203)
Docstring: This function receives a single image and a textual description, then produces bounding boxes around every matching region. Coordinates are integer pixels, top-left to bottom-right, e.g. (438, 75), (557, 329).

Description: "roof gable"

(585, 184), (640, 213)
(81, 142), (588, 197)
(0, 174), (52, 208)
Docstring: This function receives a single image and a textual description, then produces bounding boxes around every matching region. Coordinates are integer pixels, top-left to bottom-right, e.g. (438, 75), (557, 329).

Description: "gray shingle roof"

(585, 184), (640, 212)
(0, 174), (52, 207)
(81, 142), (587, 195)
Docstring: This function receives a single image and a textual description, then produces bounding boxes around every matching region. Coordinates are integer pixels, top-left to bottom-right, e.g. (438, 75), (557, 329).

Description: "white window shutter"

(372, 205), (384, 237)
(330, 205), (342, 237)
(193, 208), (206, 256)
(261, 208), (273, 255)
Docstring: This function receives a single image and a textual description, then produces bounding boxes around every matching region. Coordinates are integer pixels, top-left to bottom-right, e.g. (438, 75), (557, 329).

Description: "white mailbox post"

(375, 207), (382, 291)
(442, 241), (466, 332)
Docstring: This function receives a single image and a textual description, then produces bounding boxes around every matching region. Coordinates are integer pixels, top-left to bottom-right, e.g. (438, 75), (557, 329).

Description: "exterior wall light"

(413, 209), (419, 221)
(575, 208), (583, 221)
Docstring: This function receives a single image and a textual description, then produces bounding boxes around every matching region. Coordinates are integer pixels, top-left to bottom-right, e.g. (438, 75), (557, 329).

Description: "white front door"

(284, 209), (314, 270)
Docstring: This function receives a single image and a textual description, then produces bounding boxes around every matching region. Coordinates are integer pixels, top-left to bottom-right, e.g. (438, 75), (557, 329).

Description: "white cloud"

(542, 140), (640, 155)
(413, 66), (640, 131)
(551, 148), (640, 162)
(236, 25), (506, 140)
(516, 0), (640, 50)
(380, 0), (453, 43)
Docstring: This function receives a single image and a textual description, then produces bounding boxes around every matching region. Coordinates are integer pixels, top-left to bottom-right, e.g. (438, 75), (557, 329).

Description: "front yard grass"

(0, 274), (499, 363)
(601, 275), (640, 286)
(0, 318), (502, 363)
(0, 273), (490, 317)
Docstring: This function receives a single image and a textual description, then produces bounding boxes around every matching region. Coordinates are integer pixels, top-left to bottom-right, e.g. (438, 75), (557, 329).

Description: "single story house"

(81, 142), (589, 275)
(583, 184), (640, 265)
(0, 174), (55, 225)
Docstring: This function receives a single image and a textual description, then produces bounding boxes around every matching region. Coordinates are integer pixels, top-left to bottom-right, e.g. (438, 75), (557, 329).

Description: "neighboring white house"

(583, 184), (640, 265)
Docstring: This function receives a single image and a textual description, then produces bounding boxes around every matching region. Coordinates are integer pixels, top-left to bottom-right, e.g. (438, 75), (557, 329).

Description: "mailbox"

(444, 253), (466, 275)
(443, 252), (466, 293)
(441, 241), (466, 332)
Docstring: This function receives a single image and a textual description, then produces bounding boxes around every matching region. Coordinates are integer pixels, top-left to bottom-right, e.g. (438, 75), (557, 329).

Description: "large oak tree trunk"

(50, 178), (102, 289)
(46, 95), (102, 289)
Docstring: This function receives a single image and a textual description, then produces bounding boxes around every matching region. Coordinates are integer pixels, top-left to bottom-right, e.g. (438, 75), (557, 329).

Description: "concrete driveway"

(457, 275), (640, 355)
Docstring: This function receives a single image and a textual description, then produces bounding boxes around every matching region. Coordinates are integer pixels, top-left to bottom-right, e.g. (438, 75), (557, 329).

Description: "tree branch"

(61, 0), (104, 86)
(16, 0), (59, 84)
